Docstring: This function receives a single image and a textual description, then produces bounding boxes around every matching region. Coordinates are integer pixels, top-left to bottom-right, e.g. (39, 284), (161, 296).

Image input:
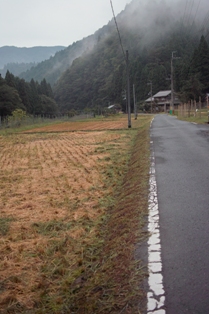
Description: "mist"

(114, 0), (209, 47)
(20, 0), (209, 85)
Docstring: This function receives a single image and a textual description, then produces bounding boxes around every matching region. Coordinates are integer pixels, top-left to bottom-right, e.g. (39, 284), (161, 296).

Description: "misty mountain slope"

(54, 0), (206, 112)
(0, 46), (65, 69)
(19, 26), (112, 85)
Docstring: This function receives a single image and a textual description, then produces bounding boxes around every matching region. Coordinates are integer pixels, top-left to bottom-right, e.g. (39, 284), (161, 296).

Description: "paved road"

(151, 114), (209, 314)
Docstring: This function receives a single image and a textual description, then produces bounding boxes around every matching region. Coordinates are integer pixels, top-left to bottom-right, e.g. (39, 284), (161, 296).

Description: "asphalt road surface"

(151, 114), (209, 314)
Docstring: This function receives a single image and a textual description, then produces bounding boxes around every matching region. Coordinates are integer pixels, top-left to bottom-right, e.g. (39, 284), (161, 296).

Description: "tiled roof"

(153, 90), (171, 98)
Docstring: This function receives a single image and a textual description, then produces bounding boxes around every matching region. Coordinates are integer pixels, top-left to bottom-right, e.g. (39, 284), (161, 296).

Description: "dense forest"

(0, 71), (58, 118)
(1, 0), (209, 116)
(54, 29), (209, 113)
(52, 0), (209, 113)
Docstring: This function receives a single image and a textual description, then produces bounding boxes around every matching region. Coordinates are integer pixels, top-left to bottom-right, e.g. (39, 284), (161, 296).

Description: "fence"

(176, 100), (209, 121)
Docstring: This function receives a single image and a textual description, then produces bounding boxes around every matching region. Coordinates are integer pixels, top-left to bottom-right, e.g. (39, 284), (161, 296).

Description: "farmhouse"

(145, 90), (180, 112)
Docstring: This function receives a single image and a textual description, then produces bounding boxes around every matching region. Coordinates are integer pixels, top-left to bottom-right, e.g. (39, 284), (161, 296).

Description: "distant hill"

(0, 46), (65, 76)
(0, 62), (37, 77)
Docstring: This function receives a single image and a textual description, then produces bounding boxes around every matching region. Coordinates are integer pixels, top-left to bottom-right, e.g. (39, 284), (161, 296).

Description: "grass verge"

(175, 110), (209, 124)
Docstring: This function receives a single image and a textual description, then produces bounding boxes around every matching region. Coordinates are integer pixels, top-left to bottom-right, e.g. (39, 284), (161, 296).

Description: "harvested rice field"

(0, 115), (152, 313)
(23, 116), (131, 133)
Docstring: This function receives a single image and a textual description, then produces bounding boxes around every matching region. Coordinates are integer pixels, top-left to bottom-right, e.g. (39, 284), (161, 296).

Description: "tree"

(15, 78), (31, 112)
(5, 70), (16, 88)
(196, 36), (209, 94)
(180, 35), (209, 100)
(0, 85), (25, 118)
(39, 95), (59, 116)
(8, 109), (27, 127)
(29, 79), (41, 115)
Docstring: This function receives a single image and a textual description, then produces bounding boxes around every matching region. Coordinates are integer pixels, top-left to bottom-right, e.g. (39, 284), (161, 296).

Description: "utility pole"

(171, 51), (180, 113)
(133, 84), (137, 120)
(147, 81), (153, 113)
(126, 50), (131, 128)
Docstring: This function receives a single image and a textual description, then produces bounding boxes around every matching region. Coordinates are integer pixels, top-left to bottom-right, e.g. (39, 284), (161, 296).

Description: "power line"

(203, 13), (209, 32)
(193, 0), (201, 22)
(183, 0), (189, 23)
(189, 0), (201, 28)
(199, 2), (209, 34)
(199, 10), (209, 33)
(110, 0), (126, 61)
(188, 0), (201, 35)
(186, 0), (194, 27)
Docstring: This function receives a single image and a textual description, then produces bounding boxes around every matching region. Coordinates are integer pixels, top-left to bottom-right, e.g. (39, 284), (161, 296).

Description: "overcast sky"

(0, 0), (132, 48)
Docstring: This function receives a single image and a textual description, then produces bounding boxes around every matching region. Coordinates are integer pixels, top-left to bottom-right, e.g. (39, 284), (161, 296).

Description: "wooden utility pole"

(133, 84), (137, 120)
(147, 81), (153, 113)
(171, 51), (175, 113)
(126, 50), (131, 128)
(171, 51), (180, 113)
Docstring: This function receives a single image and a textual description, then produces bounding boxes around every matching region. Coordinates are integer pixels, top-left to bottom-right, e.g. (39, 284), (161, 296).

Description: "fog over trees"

(1, 0), (209, 115)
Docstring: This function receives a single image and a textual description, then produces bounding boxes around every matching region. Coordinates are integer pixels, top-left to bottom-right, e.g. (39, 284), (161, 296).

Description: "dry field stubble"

(23, 116), (129, 133)
(0, 116), (152, 313)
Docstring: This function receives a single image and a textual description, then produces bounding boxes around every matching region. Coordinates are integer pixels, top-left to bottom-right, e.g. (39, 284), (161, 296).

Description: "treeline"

(176, 35), (209, 102)
(0, 71), (58, 118)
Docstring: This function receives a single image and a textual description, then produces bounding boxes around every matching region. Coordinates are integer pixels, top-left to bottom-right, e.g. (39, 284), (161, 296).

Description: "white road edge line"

(147, 118), (166, 314)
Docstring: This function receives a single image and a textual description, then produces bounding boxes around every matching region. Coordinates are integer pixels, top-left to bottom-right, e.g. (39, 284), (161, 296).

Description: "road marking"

(147, 120), (166, 314)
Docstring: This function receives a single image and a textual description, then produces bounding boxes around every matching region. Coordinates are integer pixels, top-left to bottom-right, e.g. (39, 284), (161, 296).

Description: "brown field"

(0, 116), (151, 313)
(23, 116), (134, 133)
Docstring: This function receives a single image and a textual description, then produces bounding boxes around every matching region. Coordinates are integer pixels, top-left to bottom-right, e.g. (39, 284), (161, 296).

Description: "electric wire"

(188, 0), (201, 35)
(183, 0), (189, 23)
(204, 17), (209, 39)
(199, 10), (209, 33)
(110, 0), (126, 61)
(202, 11), (209, 28)
(186, 0), (194, 27)
(193, 0), (201, 22)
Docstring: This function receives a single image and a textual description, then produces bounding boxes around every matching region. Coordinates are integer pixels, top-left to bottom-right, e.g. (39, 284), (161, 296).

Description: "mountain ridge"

(0, 45), (66, 74)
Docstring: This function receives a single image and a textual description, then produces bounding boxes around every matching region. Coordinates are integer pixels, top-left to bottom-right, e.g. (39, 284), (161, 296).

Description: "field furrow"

(0, 116), (152, 313)
(0, 126), (133, 310)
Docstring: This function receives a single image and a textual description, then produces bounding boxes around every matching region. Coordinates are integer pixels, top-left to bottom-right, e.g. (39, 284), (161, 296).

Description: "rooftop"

(153, 90), (171, 98)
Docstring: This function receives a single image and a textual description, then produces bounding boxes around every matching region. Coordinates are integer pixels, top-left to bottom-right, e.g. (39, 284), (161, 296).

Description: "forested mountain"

(19, 30), (110, 85)
(4, 0), (209, 115)
(53, 0), (209, 113)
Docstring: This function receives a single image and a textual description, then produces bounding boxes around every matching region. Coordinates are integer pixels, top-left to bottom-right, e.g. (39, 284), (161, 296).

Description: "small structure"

(107, 104), (122, 114)
(145, 90), (180, 112)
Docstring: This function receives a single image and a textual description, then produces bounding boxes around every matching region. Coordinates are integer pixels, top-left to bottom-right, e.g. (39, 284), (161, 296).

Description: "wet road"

(151, 114), (209, 314)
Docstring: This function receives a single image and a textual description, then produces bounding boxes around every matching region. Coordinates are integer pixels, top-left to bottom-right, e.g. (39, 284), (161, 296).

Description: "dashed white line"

(147, 121), (166, 314)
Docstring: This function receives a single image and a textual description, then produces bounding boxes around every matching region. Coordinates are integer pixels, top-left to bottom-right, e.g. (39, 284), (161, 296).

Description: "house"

(145, 90), (180, 112)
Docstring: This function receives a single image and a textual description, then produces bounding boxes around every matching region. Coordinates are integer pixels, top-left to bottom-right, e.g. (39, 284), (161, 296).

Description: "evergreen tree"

(196, 35), (209, 94)
(181, 35), (209, 101)
(0, 85), (25, 117)
(29, 79), (41, 115)
(16, 78), (32, 113)
(5, 71), (16, 88)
